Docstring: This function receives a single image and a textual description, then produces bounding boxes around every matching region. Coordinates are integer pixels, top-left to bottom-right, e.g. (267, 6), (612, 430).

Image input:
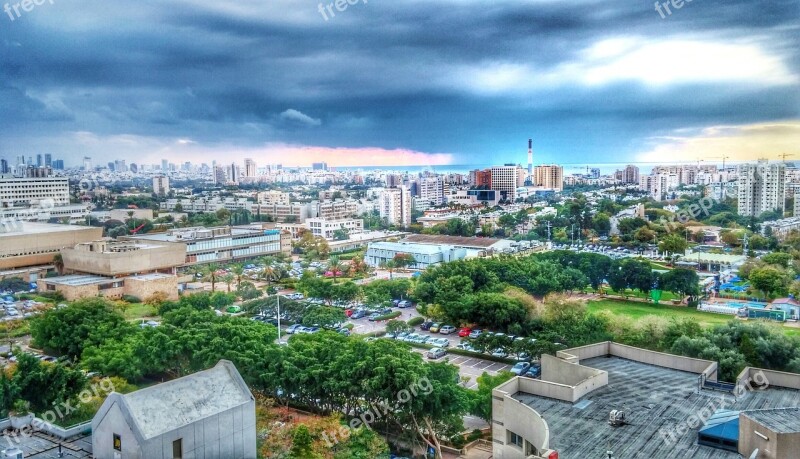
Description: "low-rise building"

(92, 360), (256, 459)
(38, 272), (179, 301)
(365, 241), (466, 269)
(305, 218), (363, 240)
(0, 222), (103, 272)
(61, 239), (185, 277)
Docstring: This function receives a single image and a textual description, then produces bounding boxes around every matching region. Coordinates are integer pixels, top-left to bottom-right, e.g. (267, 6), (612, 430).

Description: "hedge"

(372, 311), (402, 321)
(405, 342), (516, 364)
(408, 317), (424, 327)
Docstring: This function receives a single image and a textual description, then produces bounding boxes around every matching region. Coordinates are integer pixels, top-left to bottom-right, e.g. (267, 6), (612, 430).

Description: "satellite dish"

(749, 449), (759, 459)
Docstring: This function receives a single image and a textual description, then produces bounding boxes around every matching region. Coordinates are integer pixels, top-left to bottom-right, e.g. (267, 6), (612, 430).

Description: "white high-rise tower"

(527, 138), (533, 176)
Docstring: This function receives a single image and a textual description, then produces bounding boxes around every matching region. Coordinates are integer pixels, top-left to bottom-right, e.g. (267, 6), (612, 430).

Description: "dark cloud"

(0, 0), (797, 165)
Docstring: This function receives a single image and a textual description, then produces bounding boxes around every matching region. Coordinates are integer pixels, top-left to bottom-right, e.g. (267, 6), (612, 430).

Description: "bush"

(408, 317), (424, 326)
(372, 311), (401, 321)
(37, 291), (65, 302)
(122, 295), (142, 303)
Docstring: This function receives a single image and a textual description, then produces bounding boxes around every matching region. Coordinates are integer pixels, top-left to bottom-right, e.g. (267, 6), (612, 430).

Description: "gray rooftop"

(42, 274), (114, 286)
(0, 431), (92, 458)
(514, 356), (800, 458)
(741, 407), (800, 433)
(117, 360), (252, 440)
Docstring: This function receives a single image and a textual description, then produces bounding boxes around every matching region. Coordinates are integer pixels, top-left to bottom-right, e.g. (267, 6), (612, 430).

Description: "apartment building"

(152, 175), (170, 195)
(532, 165), (564, 192)
(379, 186), (412, 227)
(417, 176), (445, 206)
(469, 168), (492, 188)
(315, 200), (359, 220)
(737, 160), (786, 217)
(257, 190), (291, 206)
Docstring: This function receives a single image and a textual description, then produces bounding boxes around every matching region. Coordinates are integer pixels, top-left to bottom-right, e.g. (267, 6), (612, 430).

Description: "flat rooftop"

(0, 222), (97, 237)
(514, 356), (800, 458)
(41, 274), (114, 286)
(0, 431), (92, 458)
(402, 234), (503, 248)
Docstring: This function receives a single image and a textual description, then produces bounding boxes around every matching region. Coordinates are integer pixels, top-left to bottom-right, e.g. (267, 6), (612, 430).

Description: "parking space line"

(470, 360), (485, 368)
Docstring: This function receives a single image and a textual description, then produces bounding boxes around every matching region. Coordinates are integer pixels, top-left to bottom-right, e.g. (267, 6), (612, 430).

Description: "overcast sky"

(1, 0), (798, 169)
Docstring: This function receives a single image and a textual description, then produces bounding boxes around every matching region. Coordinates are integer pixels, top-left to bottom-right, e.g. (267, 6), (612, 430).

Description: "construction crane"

(130, 222), (147, 234)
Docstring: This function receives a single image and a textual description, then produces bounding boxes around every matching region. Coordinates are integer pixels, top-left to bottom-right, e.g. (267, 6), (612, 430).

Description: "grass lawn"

(120, 302), (158, 320)
(588, 299), (800, 336)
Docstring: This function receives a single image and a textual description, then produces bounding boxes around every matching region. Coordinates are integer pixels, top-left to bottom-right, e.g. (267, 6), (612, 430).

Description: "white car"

(429, 337), (450, 348)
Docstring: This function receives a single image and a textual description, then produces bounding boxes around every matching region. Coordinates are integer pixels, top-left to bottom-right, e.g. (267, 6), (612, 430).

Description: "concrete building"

(738, 160), (786, 217)
(315, 200), (360, 220)
(491, 166), (526, 202)
(60, 239), (185, 277)
(152, 175), (170, 196)
(617, 164), (640, 184)
(379, 186), (412, 228)
(244, 158), (257, 177)
(492, 341), (800, 459)
(469, 168), (492, 188)
(305, 218), (363, 240)
(0, 222), (102, 272)
(365, 241), (466, 269)
(39, 272), (179, 301)
(92, 360), (256, 459)
(762, 217), (800, 239)
(0, 176), (70, 207)
(532, 165), (564, 192)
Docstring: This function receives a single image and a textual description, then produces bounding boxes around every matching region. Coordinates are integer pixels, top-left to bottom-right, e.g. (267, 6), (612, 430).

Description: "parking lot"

(411, 348), (512, 389)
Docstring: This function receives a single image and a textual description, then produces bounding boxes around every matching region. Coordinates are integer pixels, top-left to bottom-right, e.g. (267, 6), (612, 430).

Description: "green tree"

(469, 371), (514, 424)
(302, 306), (347, 329)
(659, 233), (688, 255)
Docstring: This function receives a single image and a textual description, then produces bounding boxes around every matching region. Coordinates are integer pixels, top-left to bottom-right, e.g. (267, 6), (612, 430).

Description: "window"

(172, 439), (183, 459)
(508, 431), (523, 448)
(113, 433), (121, 451)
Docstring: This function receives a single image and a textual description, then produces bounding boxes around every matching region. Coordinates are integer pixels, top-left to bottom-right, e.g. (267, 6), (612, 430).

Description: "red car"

(458, 327), (472, 337)
(344, 309), (354, 318)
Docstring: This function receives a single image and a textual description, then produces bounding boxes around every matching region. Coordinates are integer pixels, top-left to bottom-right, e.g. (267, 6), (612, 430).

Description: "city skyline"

(1, 1), (799, 167)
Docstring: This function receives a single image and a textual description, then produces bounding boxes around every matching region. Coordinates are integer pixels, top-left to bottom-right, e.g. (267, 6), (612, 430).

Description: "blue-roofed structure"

(698, 409), (739, 452)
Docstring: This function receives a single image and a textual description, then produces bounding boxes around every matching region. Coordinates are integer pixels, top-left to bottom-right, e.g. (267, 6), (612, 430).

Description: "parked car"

(429, 323), (441, 333)
(344, 309), (354, 318)
(491, 348), (508, 358)
(420, 321), (434, 331)
(350, 309), (367, 319)
(337, 328), (351, 336)
(367, 312), (381, 321)
(510, 361), (531, 376)
(286, 324), (304, 334)
(523, 364), (541, 379)
(468, 329), (483, 339)
(426, 348), (447, 359)
(439, 325), (456, 335)
(429, 337), (450, 348)
(397, 300), (412, 308)
(458, 327), (472, 337)
(456, 342), (477, 352)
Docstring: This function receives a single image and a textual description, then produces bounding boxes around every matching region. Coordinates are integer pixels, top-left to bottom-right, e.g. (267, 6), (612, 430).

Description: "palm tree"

(222, 273), (235, 293)
(328, 256), (343, 284)
(203, 263), (220, 292)
(230, 263), (245, 288)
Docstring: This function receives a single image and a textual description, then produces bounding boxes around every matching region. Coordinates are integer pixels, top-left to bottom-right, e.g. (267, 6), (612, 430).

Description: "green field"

(121, 302), (158, 320)
(588, 299), (800, 336)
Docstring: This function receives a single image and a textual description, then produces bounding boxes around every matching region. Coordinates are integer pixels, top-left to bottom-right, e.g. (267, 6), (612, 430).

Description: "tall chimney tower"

(527, 138), (533, 176)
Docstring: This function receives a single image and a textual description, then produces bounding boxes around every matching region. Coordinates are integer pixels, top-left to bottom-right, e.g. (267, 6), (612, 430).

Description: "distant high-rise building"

(161, 159), (168, 172)
(229, 162), (239, 184)
(129, 163), (138, 173)
(107, 162), (115, 171)
(621, 165), (639, 184)
(491, 165), (526, 201)
(469, 169), (492, 188)
(244, 158), (257, 177)
(114, 160), (127, 172)
(379, 186), (412, 228)
(52, 160), (64, 170)
(83, 156), (93, 171)
(590, 168), (601, 179)
(44, 154), (52, 167)
(312, 162), (328, 171)
(0, 159), (8, 174)
(386, 174), (403, 188)
(214, 165), (226, 185)
(527, 139), (533, 177)
(738, 160), (786, 217)
(36, 154), (43, 167)
(533, 165), (564, 192)
(418, 176), (445, 206)
(153, 175), (170, 195)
